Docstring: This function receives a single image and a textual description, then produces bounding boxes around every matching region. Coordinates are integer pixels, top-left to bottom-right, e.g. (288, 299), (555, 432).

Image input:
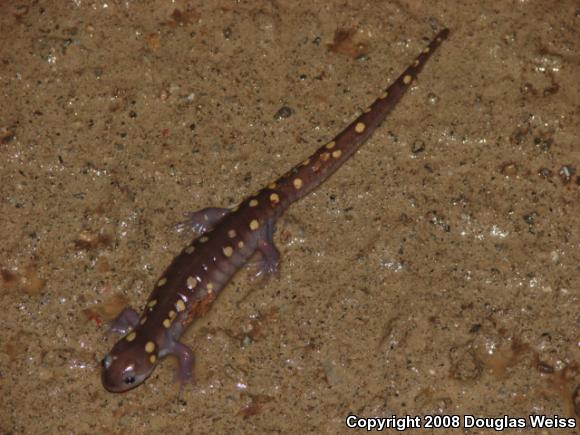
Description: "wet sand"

(1, 1), (578, 433)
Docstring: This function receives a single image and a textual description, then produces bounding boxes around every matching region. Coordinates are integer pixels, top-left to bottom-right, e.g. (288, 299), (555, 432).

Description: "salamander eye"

(119, 363), (137, 387)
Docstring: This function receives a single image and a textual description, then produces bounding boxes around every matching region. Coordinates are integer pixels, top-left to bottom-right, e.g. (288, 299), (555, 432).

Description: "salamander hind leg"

(106, 307), (139, 335)
(176, 207), (230, 234)
(255, 219), (281, 279)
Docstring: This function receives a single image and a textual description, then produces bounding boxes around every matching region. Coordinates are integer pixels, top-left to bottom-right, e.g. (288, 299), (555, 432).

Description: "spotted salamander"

(101, 28), (449, 392)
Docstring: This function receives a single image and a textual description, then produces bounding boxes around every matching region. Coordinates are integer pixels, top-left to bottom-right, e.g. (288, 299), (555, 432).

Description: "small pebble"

(558, 165), (575, 183)
(274, 106), (293, 120)
(411, 140), (425, 154)
(500, 162), (518, 176)
(427, 92), (439, 104)
(538, 167), (552, 178)
(523, 212), (537, 225)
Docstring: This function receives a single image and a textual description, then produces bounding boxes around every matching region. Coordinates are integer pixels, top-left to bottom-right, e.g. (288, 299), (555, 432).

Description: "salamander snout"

(101, 337), (157, 393)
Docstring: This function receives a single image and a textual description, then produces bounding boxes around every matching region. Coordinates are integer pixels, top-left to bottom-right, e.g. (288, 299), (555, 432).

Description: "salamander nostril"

(101, 355), (111, 369)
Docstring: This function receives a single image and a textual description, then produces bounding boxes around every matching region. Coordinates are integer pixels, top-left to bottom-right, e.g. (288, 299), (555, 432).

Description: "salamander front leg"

(167, 340), (195, 388)
(107, 307), (139, 335)
(176, 207), (229, 234)
(255, 220), (280, 279)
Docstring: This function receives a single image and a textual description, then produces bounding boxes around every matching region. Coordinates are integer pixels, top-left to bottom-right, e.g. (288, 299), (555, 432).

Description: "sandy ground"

(1, 0), (578, 433)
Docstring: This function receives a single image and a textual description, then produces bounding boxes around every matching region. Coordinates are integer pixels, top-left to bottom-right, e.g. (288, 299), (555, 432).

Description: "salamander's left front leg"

(255, 219), (280, 278)
(167, 340), (194, 388)
(176, 207), (229, 234)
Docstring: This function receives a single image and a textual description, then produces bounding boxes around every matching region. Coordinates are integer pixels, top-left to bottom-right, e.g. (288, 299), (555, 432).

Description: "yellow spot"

(145, 341), (155, 353)
(355, 122), (366, 133)
(230, 205), (239, 212)
(364, 107), (372, 113)
(332, 150), (342, 159)
(163, 318), (171, 328)
(203, 214), (209, 221)
(436, 37), (442, 43)
(199, 236), (208, 243)
(238, 240), (245, 248)
(423, 47), (430, 54)
(169, 310), (176, 319)
(139, 316), (147, 325)
(403, 75), (412, 85)
(320, 152), (330, 162)
(413, 59), (420, 67)
(184, 245), (195, 255)
(176, 299), (186, 312)
(126, 331), (136, 342)
(293, 178), (303, 189)
(207, 282), (214, 293)
(250, 219), (259, 230)
(301, 158), (311, 166)
(270, 193), (280, 204)
(380, 91), (389, 99)
(227, 229), (237, 238)
(157, 277), (167, 287)
(325, 141), (336, 149)
(249, 199), (258, 207)
(149, 355), (157, 364)
(187, 276), (197, 289)
(147, 299), (157, 308)
(268, 182), (277, 189)
(223, 246), (234, 257)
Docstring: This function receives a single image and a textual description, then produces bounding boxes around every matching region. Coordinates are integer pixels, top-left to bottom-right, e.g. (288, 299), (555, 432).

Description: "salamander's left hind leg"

(255, 219), (280, 279)
(176, 207), (229, 234)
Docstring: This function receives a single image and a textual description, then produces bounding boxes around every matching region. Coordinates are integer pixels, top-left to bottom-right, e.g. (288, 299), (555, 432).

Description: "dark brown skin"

(101, 28), (450, 393)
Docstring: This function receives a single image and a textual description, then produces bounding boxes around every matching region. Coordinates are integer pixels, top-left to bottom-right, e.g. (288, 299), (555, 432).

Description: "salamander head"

(101, 332), (158, 392)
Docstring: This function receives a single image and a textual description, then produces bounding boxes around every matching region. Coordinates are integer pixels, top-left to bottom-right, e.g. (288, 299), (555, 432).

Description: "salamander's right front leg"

(176, 207), (229, 234)
(107, 307), (139, 335)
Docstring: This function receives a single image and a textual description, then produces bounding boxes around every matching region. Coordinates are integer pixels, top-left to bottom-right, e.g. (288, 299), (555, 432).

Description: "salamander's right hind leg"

(176, 207), (230, 234)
